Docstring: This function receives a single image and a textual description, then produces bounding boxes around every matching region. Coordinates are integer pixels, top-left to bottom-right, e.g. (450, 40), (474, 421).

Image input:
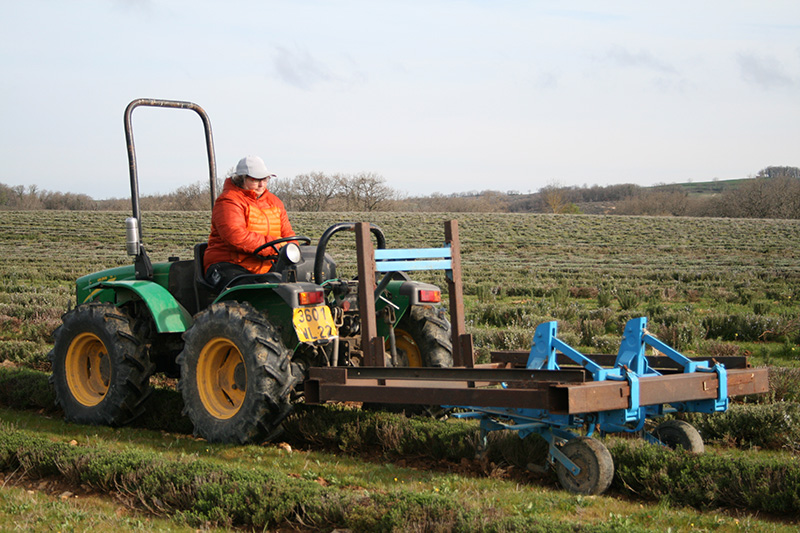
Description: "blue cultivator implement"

(452, 317), (737, 494)
(305, 221), (769, 495)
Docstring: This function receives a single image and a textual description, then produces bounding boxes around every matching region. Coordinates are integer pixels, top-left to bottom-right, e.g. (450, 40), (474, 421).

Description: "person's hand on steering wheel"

(253, 236), (311, 258)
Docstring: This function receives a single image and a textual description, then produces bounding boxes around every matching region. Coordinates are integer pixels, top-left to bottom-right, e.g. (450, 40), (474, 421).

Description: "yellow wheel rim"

(393, 328), (423, 367)
(197, 337), (247, 420)
(65, 332), (110, 407)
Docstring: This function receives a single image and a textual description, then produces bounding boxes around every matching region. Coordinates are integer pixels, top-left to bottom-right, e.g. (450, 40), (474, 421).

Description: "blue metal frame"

(450, 316), (730, 476)
(374, 246), (452, 272)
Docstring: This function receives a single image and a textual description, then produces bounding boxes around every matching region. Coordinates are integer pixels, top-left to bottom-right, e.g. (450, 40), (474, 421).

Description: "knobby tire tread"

(48, 301), (154, 427)
(178, 301), (293, 444)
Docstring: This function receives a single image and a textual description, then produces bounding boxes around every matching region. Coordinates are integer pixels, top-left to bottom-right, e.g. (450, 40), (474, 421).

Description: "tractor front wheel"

(178, 302), (294, 444)
(555, 437), (614, 495)
(49, 302), (154, 426)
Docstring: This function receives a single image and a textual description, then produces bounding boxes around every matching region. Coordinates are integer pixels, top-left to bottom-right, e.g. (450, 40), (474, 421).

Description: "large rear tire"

(392, 305), (453, 368)
(178, 302), (294, 444)
(49, 302), (154, 426)
(366, 305), (454, 416)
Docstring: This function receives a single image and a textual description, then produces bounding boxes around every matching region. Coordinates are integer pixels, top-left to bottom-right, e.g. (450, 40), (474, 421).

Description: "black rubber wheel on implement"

(555, 437), (614, 495)
(178, 302), (294, 444)
(652, 419), (704, 453)
(48, 302), (154, 426)
(392, 305), (453, 368)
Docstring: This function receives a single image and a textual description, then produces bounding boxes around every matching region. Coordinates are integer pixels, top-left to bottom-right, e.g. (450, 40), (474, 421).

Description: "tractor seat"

(224, 272), (283, 286)
(194, 242), (283, 293)
(194, 243), (216, 291)
(193, 243), (217, 313)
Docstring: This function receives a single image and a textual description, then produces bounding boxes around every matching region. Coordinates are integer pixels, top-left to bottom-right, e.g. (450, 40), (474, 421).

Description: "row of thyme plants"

(2, 211), (798, 368)
(1, 366), (800, 524)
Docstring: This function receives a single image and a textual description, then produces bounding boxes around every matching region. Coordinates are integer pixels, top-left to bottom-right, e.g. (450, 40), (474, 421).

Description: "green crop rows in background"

(1, 210), (798, 368)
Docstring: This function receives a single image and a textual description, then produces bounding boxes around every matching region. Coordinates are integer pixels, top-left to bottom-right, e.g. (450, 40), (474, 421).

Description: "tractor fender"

(396, 280), (441, 306)
(87, 280), (193, 333)
(215, 281), (322, 308)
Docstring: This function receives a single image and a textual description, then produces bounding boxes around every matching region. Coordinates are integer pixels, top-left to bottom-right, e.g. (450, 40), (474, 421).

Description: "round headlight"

(284, 242), (302, 264)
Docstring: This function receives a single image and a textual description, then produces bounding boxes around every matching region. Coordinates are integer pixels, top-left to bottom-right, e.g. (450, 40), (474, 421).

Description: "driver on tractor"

(204, 155), (294, 291)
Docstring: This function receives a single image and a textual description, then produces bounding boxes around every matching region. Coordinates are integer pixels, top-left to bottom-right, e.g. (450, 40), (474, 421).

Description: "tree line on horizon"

(1, 166), (798, 220)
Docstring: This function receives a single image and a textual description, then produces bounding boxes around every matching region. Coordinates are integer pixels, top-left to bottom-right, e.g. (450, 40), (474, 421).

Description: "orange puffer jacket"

(204, 178), (294, 274)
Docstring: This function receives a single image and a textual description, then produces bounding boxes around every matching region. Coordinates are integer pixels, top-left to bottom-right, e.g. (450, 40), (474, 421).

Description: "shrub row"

(703, 313), (799, 343)
(0, 423), (588, 532)
(610, 439), (800, 515)
(686, 402), (800, 452)
(470, 301), (800, 353)
(283, 403), (550, 469)
(2, 367), (799, 517)
(3, 404), (800, 521)
(287, 405), (800, 515)
(0, 366), (194, 434)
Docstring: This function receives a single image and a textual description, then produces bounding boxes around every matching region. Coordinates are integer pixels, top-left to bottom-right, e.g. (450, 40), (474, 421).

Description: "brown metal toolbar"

(304, 365), (769, 415)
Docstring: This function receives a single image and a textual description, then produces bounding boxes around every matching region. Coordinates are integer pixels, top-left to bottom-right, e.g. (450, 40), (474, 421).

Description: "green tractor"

(49, 99), (453, 443)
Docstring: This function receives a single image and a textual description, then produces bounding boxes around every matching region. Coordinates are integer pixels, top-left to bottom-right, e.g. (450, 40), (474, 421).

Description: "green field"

(0, 210), (798, 530)
(2, 210), (797, 367)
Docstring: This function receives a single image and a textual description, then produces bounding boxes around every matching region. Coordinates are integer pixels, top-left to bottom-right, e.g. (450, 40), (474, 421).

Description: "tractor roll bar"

(124, 98), (217, 238)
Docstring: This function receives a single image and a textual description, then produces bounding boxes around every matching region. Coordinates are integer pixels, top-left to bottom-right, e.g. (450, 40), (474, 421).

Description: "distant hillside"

(2, 166), (797, 218)
(653, 178), (750, 197)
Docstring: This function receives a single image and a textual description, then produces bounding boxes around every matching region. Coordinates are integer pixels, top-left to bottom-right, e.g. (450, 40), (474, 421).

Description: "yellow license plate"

(293, 305), (338, 343)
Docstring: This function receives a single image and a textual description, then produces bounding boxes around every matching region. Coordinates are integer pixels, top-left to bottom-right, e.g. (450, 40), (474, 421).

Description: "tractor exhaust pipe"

(125, 217), (140, 256)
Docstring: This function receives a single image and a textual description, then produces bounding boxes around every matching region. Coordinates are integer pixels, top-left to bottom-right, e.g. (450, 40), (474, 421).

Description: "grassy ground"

(0, 407), (795, 532)
(0, 483), (215, 533)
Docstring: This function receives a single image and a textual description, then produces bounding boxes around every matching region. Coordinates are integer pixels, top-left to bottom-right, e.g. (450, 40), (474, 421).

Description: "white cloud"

(604, 46), (678, 74)
(737, 51), (795, 89)
(272, 45), (333, 90)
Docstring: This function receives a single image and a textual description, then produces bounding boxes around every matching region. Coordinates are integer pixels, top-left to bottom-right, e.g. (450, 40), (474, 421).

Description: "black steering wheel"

(253, 235), (311, 258)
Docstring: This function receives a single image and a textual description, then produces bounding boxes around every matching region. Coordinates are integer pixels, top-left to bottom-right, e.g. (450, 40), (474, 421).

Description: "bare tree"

(292, 172), (341, 211)
(341, 172), (394, 211)
(169, 181), (212, 210)
(540, 181), (568, 213)
(267, 177), (294, 209)
(40, 191), (96, 210)
(616, 190), (688, 216)
(0, 184), (43, 210)
(710, 166), (800, 219)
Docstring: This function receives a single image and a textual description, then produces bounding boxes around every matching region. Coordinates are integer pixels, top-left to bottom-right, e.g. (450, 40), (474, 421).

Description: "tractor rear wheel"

(392, 305), (453, 368)
(555, 437), (614, 495)
(178, 302), (294, 444)
(49, 302), (154, 426)
(366, 305), (454, 416)
(653, 420), (704, 453)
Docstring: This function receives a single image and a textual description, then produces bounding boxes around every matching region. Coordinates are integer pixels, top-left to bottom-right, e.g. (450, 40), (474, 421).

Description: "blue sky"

(1, 1), (798, 200)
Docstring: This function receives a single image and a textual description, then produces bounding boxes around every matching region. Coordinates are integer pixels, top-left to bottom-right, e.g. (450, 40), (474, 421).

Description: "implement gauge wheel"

(178, 302), (293, 444)
(556, 437), (614, 495)
(392, 305), (453, 368)
(653, 420), (705, 453)
(49, 302), (154, 426)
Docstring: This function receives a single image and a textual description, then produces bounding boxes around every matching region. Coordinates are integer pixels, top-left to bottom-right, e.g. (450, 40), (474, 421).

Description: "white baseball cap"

(235, 155), (276, 180)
